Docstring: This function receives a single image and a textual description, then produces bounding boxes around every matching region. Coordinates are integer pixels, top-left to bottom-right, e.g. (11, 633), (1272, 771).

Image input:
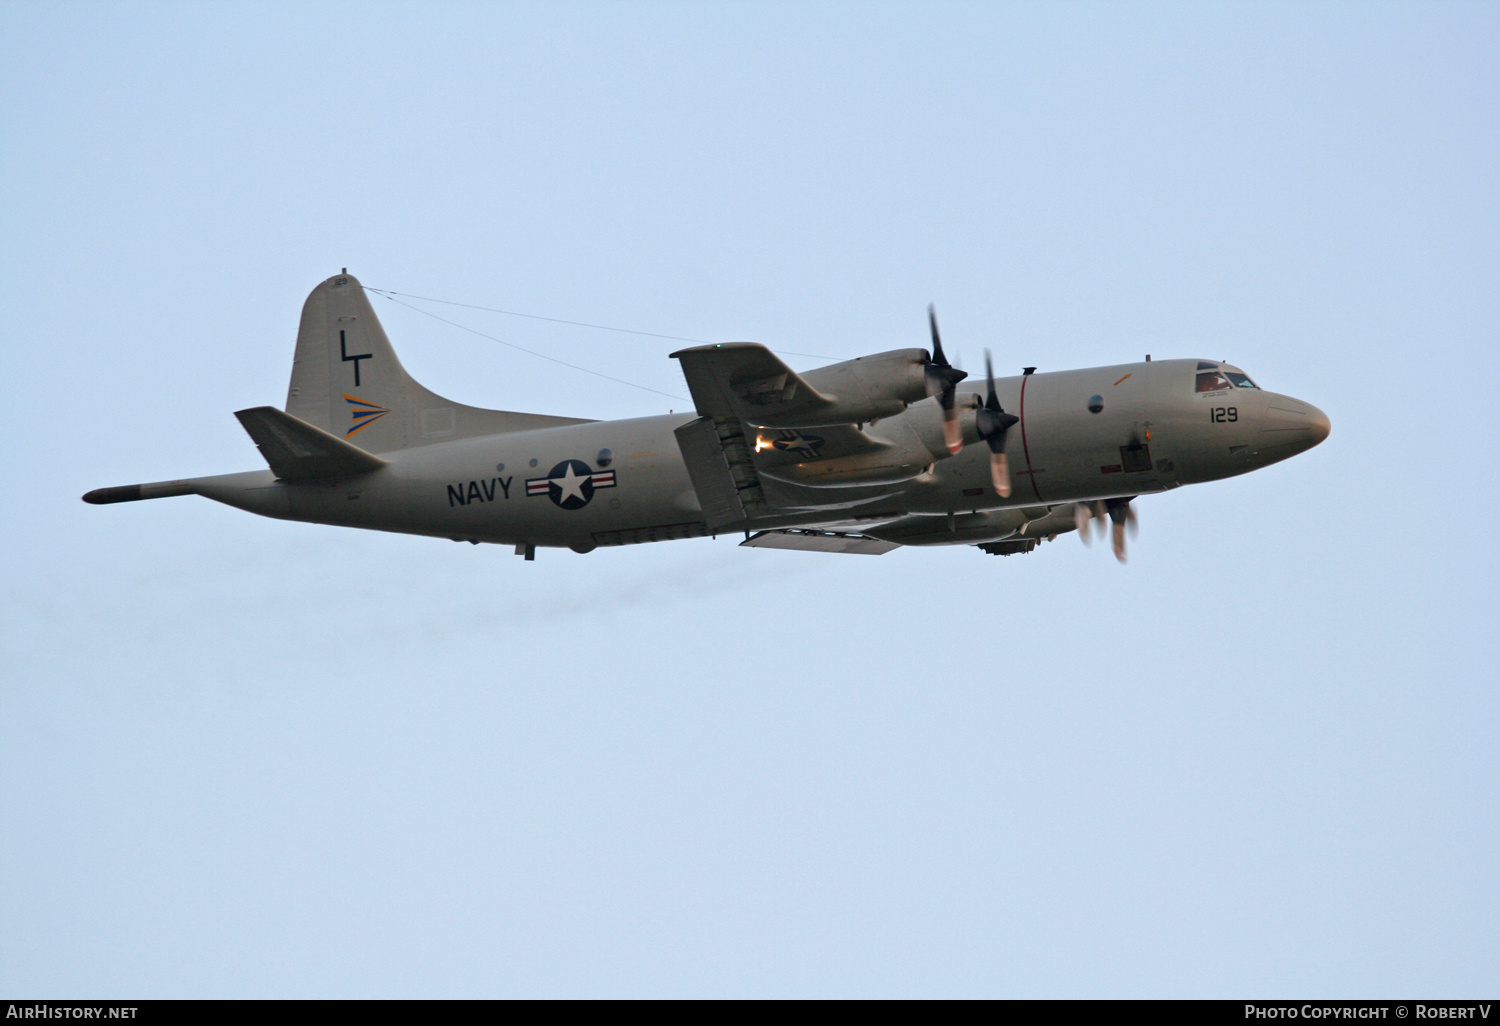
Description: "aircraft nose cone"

(1307, 406), (1331, 446)
(1259, 396), (1331, 458)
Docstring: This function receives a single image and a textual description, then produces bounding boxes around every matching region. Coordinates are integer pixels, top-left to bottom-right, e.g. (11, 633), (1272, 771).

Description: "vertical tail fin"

(285, 272), (591, 453)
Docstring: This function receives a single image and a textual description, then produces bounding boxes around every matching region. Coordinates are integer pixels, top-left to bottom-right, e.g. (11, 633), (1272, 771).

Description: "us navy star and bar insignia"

(753, 429), (825, 457)
(526, 459), (617, 509)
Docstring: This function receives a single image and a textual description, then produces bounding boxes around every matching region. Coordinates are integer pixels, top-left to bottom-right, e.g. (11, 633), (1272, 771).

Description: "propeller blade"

(928, 304), (947, 366)
(925, 305), (948, 400)
(990, 450), (1011, 497)
(973, 349), (1020, 491)
(1078, 499), (1133, 557)
(923, 306), (968, 436)
(942, 404), (962, 454)
(1106, 497), (1135, 563)
(1075, 502), (1092, 545)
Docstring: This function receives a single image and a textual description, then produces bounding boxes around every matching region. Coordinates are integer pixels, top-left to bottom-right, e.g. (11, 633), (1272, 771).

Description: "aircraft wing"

(671, 343), (839, 427)
(234, 406), (388, 481)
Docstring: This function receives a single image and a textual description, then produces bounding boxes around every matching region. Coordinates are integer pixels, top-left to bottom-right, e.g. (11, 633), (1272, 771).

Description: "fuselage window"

(1196, 371), (1233, 393)
(1225, 372), (1258, 389)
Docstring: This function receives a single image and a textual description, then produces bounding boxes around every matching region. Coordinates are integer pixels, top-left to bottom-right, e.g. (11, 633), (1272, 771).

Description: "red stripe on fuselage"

(1018, 372), (1043, 502)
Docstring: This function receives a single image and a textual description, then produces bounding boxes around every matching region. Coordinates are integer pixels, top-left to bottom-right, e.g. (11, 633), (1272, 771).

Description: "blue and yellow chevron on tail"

(342, 394), (390, 439)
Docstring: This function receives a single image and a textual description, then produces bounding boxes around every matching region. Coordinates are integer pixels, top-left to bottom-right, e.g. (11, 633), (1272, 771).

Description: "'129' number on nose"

(1210, 407), (1238, 423)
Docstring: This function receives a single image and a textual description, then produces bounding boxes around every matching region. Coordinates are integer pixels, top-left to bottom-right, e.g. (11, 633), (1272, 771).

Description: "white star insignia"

(549, 464), (589, 503)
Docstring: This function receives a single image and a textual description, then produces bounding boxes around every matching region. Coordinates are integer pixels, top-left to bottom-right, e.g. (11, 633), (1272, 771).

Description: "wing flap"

(234, 406), (388, 481)
(740, 529), (898, 555)
(673, 416), (770, 531)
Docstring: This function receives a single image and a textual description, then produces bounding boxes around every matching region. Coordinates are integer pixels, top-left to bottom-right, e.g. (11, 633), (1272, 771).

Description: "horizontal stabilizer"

(740, 529), (898, 555)
(234, 406), (388, 481)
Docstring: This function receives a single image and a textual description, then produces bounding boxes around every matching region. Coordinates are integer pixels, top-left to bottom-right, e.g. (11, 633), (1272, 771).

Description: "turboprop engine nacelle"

(754, 393), (983, 488)
(781, 348), (930, 426)
(671, 343), (938, 430)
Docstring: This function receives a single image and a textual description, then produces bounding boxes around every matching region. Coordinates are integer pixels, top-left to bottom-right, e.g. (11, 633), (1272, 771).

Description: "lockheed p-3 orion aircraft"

(84, 272), (1330, 561)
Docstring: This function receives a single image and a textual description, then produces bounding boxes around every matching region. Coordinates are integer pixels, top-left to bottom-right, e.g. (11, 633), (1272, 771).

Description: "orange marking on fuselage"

(1113, 373), (1132, 386)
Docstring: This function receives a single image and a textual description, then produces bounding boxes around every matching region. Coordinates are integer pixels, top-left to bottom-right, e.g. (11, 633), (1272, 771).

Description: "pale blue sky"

(2, 1), (1496, 997)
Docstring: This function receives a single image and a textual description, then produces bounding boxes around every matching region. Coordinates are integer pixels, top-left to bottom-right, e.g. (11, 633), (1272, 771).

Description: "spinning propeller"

(1075, 497), (1138, 562)
(975, 351), (1020, 497)
(922, 307), (1141, 558)
(925, 305), (968, 454)
(924, 306), (1020, 495)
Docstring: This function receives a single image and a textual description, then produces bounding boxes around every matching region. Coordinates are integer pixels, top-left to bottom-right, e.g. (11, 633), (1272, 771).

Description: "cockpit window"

(1195, 371), (1233, 393)
(1225, 372), (1258, 389)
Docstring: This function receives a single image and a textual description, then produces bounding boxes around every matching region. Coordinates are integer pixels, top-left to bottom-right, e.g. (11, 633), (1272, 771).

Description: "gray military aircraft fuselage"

(85, 273), (1330, 561)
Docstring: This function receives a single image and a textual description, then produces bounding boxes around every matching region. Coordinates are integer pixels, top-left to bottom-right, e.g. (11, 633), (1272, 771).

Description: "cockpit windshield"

(1195, 370), (1233, 393)
(1225, 371), (1258, 389)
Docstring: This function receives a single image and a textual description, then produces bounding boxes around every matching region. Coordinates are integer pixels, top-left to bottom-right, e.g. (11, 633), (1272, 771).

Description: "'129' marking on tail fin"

(343, 394), (390, 438)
